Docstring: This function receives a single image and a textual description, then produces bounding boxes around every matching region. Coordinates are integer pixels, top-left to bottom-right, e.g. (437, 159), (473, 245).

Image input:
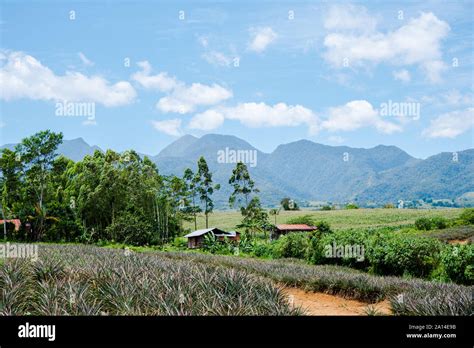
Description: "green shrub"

(315, 229), (370, 269)
(415, 217), (433, 230)
(459, 208), (474, 225)
(430, 216), (448, 229)
(346, 203), (359, 209)
(366, 235), (443, 278)
(202, 234), (234, 255)
(415, 217), (448, 231)
(314, 221), (332, 234)
(251, 242), (274, 258)
(104, 213), (155, 246)
(440, 244), (474, 285)
(305, 232), (325, 265)
(321, 205), (333, 211)
(272, 232), (309, 259)
(286, 215), (315, 226)
(173, 237), (188, 249)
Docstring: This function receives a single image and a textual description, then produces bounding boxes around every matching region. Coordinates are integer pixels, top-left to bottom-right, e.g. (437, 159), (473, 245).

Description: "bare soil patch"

(448, 239), (469, 245)
(283, 287), (392, 316)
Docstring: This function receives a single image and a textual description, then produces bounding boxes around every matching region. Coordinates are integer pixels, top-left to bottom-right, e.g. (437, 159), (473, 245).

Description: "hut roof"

(184, 227), (227, 238)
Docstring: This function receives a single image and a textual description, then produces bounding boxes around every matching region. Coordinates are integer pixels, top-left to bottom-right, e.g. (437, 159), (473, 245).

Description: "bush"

(459, 208), (474, 225)
(415, 217), (433, 230)
(272, 232), (309, 259)
(321, 205), (333, 211)
(366, 235), (443, 278)
(173, 237), (188, 249)
(104, 213), (155, 246)
(440, 244), (474, 285)
(305, 231), (325, 265)
(430, 216), (448, 229)
(415, 216), (448, 231)
(312, 229), (370, 269)
(314, 221), (332, 234)
(251, 242), (274, 258)
(202, 233), (235, 255)
(345, 203), (359, 209)
(286, 215), (315, 226)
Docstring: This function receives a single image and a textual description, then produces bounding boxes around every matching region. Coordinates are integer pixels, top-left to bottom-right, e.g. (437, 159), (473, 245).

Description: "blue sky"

(0, 0), (473, 158)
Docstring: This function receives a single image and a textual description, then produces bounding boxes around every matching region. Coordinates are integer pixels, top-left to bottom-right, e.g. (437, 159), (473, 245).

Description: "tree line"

(0, 131), (269, 245)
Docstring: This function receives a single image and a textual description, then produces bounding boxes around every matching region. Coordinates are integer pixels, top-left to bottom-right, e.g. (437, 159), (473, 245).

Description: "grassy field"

(184, 208), (461, 232)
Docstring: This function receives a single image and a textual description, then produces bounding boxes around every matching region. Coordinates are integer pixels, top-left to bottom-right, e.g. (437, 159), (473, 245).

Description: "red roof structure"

(0, 219), (21, 231)
(273, 224), (317, 239)
(276, 224), (316, 231)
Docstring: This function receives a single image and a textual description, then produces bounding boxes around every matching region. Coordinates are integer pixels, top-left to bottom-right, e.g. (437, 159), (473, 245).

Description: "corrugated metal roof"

(276, 224), (316, 231)
(223, 231), (240, 237)
(184, 228), (215, 238)
(184, 227), (228, 238)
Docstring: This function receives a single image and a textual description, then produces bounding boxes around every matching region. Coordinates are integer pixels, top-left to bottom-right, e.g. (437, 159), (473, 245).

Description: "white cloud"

(442, 90), (474, 106)
(321, 100), (402, 134)
(132, 61), (232, 113)
(393, 69), (411, 82)
(189, 109), (225, 130)
(151, 119), (182, 136)
(131, 61), (178, 92)
(190, 102), (319, 134)
(157, 83), (232, 114)
(422, 108), (474, 138)
(78, 52), (94, 67)
(324, 4), (377, 33)
(248, 27), (277, 53)
(189, 100), (406, 135)
(323, 12), (450, 83)
(197, 35), (209, 48)
(202, 51), (232, 67)
(420, 60), (447, 84)
(0, 51), (136, 106)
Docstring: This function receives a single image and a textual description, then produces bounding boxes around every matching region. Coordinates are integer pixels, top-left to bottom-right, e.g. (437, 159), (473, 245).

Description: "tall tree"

(238, 197), (269, 236)
(183, 168), (201, 230)
(195, 157), (219, 229)
(15, 131), (63, 239)
(0, 149), (24, 238)
(228, 162), (259, 209)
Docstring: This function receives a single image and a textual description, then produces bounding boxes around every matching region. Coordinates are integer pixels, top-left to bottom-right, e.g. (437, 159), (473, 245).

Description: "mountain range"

(2, 134), (473, 207)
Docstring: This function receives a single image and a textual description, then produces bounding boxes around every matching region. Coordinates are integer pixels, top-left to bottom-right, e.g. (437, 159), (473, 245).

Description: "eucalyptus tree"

(228, 161), (259, 209)
(14, 130), (63, 239)
(183, 168), (201, 230)
(195, 157), (220, 229)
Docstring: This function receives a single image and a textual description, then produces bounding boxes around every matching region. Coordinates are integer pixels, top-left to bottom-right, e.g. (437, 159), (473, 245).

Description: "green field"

(185, 208), (461, 232)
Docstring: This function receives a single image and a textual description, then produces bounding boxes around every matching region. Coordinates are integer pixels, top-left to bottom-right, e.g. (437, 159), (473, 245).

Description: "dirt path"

(448, 239), (469, 245)
(282, 287), (392, 316)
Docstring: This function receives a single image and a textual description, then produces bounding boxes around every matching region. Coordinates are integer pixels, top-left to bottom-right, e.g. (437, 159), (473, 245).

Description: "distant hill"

(1, 137), (101, 162)
(2, 134), (473, 207)
(356, 149), (474, 204)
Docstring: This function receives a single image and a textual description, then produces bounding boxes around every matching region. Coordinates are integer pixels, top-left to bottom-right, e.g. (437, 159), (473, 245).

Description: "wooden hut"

(184, 227), (240, 249)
